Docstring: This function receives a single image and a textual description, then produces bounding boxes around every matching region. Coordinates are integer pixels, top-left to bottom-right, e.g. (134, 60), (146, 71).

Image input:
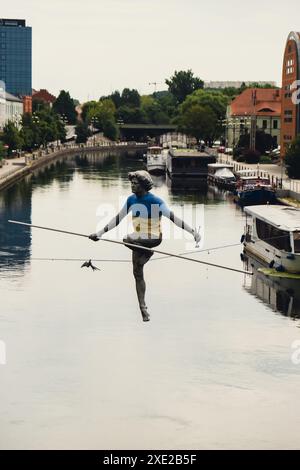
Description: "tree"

(0, 141), (6, 161)
(285, 135), (300, 178)
(109, 90), (122, 109)
(103, 119), (118, 141)
(178, 104), (217, 143)
(165, 70), (204, 104)
(140, 96), (169, 124)
(75, 122), (91, 144)
(237, 130), (274, 155)
(178, 89), (228, 143)
(121, 88), (141, 108)
(2, 121), (23, 155)
(53, 90), (77, 124)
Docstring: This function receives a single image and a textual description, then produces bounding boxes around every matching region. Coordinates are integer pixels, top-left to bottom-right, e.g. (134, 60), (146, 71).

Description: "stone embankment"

(0, 142), (146, 191)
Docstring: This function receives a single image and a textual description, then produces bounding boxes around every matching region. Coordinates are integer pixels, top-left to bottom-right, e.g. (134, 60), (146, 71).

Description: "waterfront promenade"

(0, 141), (146, 191)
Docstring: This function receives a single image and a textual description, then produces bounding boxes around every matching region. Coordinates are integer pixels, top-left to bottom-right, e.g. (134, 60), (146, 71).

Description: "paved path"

(0, 156), (26, 181)
(218, 153), (300, 194)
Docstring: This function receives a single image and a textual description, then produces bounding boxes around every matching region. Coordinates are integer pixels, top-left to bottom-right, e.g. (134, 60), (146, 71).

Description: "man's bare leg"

(132, 250), (151, 321)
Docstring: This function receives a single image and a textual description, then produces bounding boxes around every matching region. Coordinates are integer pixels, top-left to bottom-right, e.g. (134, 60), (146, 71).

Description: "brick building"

(32, 89), (56, 107)
(226, 88), (281, 149)
(281, 31), (300, 157)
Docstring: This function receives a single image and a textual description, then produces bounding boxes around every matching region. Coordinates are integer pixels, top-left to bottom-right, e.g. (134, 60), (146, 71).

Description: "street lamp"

(90, 116), (99, 145)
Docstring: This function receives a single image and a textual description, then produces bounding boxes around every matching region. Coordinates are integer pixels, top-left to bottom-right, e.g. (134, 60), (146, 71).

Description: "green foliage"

(117, 105), (145, 124)
(121, 88), (141, 108)
(243, 149), (261, 164)
(140, 96), (169, 124)
(53, 90), (77, 124)
(75, 122), (91, 144)
(178, 104), (217, 143)
(32, 99), (50, 113)
(103, 120), (118, 141)
(259, 155), (273, 164)
(165, 69), (204, 104)
(20, 109), (66, 150)
(177, 89), (228, 142)
(0, 141), (6, 160)
(285, 135), (300, 178)
(237, 130), (274, 155)
(2, 121), (23, 154)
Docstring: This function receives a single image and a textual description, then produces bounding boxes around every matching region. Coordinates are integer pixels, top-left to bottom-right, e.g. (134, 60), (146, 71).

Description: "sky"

(1, 0), (300, 102)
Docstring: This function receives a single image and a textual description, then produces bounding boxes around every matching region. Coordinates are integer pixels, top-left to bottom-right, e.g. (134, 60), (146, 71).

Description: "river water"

(0, 151), (300, 450)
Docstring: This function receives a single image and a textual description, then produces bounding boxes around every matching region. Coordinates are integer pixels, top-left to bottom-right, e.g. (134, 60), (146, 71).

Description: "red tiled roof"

(32, 89), (56, 103)
(230, 88), (281, 117)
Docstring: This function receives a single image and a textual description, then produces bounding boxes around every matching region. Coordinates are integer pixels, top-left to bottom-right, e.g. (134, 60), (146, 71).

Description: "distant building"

(280, 31), (300, 157)
(23, 95), (32, 114)
(204, 81), (276, 89)
(32, 89), (56, 107)
(226, 88), (281, 149)
(0, 90), (23, 129)
(0, 18), (32, 96)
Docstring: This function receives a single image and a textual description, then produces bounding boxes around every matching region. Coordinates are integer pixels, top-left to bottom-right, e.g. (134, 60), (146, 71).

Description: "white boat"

(146, 146), (166, 174)
(242, 205), (300, 274)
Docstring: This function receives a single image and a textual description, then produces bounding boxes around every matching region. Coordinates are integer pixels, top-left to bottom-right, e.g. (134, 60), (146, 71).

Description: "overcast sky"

(2, 0), (300, 102)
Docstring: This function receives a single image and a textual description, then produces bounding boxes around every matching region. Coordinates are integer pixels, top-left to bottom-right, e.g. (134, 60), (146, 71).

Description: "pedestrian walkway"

(218, 153), (300, 194)
(0, 156), (26, 181)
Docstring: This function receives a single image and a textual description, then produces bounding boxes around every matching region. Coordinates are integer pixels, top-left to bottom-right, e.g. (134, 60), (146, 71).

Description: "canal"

(0, 151), (300, 449)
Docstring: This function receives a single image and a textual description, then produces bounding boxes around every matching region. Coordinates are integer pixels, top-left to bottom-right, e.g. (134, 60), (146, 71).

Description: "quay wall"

(0, 143), (146, 192)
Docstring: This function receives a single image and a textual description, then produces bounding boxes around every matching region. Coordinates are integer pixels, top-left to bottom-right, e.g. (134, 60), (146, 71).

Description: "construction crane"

(148, 82), (161, 93)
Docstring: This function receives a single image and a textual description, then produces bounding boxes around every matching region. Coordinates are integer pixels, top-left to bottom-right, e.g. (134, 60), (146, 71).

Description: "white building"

(0, 89), (23, 130)
(204, 81), (276, 89)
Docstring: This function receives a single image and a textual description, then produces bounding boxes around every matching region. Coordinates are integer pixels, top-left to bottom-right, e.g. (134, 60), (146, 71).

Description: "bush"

(285, 135), (300, 178)
(236, 155), (245, 162)
(243, 149), (261, 164)
(259, 155), (272, 164)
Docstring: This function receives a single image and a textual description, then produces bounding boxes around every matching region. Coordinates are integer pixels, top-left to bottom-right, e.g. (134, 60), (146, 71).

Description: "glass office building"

(0, 18), (32, 96)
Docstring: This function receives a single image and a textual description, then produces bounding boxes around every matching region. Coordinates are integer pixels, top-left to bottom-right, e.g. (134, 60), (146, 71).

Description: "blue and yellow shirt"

(124, 193), (170, 238)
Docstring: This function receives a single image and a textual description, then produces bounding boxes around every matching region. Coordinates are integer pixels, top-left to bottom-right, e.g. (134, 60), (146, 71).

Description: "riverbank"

(0, 141), (146, 191)
(218, 153), (300, 203)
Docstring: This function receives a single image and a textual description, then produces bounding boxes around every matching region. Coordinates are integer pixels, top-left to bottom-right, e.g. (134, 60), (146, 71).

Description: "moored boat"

(234, 171), (276, 206)
(242, 205), (300, 274)
(146, 146), (166, 174)
(166, 148), (216, 178)
(208, 163), (236, 191)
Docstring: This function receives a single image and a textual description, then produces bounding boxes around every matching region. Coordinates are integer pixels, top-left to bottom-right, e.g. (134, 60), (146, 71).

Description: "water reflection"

(0, 181), (32, 271)
(243, 254), (300, 319)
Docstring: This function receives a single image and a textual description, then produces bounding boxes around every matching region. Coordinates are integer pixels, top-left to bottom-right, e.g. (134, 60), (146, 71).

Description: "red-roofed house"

(226, 88), (281, 149)
(32, 89), (56, 107)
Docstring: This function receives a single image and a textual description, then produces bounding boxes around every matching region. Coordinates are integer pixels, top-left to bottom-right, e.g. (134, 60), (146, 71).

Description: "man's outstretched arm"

(89, 204), (128, 241)
(161, 203), (201, 245)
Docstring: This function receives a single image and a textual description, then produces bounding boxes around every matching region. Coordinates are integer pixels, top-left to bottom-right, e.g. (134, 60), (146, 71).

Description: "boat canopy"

(245, 205), (300, 232)
(214, 168), (235, 178)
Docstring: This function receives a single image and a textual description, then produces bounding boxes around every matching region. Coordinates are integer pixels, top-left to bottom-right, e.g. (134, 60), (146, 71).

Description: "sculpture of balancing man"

(89, 170), (200, 322)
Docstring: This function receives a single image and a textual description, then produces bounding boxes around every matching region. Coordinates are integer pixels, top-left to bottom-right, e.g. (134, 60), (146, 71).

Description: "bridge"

(119, 124), (177, 141)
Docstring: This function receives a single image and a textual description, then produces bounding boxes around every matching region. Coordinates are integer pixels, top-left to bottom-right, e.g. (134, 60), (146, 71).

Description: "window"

(284, 110), (293, 115)
(284, 117), (293, 123)
(273, 120), (278, 129)
(262, 120), (268, 129)
(256, 219), (291, 252)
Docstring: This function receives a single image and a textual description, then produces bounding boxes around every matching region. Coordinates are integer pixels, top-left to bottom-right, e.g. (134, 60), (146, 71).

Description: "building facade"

(281, 31), (300, 157)
(204, 81), (276, 89)
(32, 89), (56, 107)
(0, 18), (32, 96)
(226, 88), (281, 150)
(0, 90), (23, 130)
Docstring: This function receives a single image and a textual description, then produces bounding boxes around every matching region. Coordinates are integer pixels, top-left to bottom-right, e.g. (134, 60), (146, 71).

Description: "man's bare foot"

(140, 307), (150, 322)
